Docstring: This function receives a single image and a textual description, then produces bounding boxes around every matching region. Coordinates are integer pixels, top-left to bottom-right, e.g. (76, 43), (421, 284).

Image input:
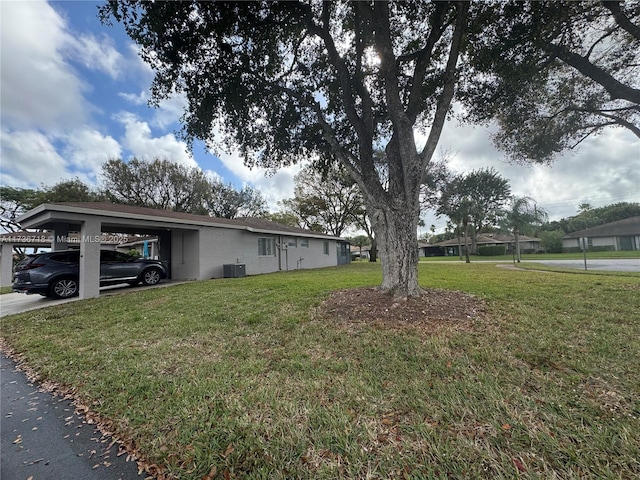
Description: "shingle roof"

(563, 216), (640, 239)
(35, 202), (339, 239)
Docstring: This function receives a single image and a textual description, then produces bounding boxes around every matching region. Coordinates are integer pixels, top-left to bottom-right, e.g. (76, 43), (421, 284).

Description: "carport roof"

(17, 202), (342, 240)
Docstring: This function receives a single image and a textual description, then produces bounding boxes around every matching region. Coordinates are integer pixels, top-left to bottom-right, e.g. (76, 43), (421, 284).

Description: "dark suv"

(13, 250), (167, 299)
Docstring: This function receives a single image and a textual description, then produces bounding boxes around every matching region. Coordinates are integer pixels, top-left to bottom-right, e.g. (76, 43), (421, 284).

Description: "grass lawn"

(2, 263), (639, 479)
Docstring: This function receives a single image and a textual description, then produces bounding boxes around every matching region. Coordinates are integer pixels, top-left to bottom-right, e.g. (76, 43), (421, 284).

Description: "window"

(258, 237), (275, 256)
(50, 252), (79, 263)
(287, 238), (297, 247)
(300, 238), (309, 248)
(323, 241), (329, 255)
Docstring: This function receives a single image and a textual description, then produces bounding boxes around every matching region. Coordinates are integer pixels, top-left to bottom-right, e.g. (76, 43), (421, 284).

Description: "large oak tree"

(101, 1), (470, 296)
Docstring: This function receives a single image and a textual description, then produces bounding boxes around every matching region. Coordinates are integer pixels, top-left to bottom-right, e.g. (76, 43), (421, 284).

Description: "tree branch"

(602, 0), (640, 41)
(406, 3), (451, 123)
(547, 43), (640, 104)
(418, 2), (469, 166)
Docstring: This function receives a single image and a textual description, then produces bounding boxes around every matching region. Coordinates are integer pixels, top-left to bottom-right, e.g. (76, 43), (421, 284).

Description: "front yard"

(2, 263), (639, 479)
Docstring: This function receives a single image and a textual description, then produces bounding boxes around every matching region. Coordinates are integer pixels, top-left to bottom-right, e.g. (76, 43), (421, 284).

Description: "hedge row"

(478, 245), (507, 256)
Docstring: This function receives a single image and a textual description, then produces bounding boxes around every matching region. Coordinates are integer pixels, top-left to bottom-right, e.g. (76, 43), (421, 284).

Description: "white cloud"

(0, 0), (89, 130)
(431, 118), (640, 222)
(63, 128), (122, 176)
(214, 148), (304, 210)
(66, 33), (123, 80)
(0, 129), (74, 187)
(115, 112), (197, 168)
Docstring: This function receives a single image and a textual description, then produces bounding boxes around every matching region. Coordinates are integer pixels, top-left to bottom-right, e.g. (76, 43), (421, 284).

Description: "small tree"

(437, 168), (511, 259)
(500, 196), (548, 262)
(349, 235), (370, 261)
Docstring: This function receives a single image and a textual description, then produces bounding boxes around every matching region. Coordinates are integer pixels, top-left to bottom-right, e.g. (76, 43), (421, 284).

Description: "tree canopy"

(101, 158), (267, 218)
(278, 164), (363, 237)
(101, 158), (212, 214)
(543, 201), (640, 233)
(464, 1), (640, 163)
(437, 168), (511, 255)
(0, 179), (104, 233)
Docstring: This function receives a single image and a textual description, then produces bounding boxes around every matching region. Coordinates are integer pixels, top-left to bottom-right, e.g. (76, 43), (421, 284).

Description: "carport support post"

(79, 218), (101, 299)
(52, 223), (70, 250)
(0, 243), (14, 287)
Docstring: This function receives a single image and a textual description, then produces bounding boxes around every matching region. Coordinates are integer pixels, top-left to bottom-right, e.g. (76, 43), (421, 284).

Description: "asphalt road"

(527, 258), (640, 272)
(1, 353), (149, 480)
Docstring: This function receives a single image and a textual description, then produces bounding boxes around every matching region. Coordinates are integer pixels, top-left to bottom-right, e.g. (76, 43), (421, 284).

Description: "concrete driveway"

(0, 281), (188, 318)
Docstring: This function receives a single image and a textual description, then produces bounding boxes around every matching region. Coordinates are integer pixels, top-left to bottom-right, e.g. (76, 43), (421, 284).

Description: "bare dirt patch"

(316, 287), (485, 334)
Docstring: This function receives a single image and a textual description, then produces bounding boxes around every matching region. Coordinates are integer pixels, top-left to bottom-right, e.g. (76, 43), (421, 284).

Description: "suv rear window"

(49, 252), (80, 263)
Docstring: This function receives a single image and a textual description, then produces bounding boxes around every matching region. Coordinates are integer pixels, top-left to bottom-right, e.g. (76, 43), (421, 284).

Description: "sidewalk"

(1, 353), (150, 480)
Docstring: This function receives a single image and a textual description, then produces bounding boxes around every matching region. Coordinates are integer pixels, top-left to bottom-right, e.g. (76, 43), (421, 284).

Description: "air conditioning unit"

(223, 263), (246, 278)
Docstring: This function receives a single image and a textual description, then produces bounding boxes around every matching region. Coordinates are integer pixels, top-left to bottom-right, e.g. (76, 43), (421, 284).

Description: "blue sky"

(2, 1), (639, 232)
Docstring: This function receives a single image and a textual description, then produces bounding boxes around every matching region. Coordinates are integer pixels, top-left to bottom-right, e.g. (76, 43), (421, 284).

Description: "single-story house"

(423, 233), (541, 257)
(562, 216), (640, 251)
(2, 202), (350, 295)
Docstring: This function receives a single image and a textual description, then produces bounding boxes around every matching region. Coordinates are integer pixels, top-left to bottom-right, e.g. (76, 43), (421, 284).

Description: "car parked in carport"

(12, 250), (167, 299)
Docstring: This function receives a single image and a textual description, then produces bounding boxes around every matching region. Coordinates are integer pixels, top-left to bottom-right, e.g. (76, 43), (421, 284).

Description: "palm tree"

(501, 196), (548, 262)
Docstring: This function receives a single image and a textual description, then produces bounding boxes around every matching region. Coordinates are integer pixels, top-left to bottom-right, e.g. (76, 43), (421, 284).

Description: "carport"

(11, 202), (344, 300)
(12, 203), (201, 299)
(0, 231), (128, 288)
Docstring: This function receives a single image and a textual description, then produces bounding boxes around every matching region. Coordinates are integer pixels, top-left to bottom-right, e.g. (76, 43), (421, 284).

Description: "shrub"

(478, 245), (506, 256)
(540, 230), (564, 253)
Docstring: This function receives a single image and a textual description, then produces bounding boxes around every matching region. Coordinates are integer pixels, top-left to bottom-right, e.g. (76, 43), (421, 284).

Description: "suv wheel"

(141, 267), (162, 286)
(49, 277), (79, 299)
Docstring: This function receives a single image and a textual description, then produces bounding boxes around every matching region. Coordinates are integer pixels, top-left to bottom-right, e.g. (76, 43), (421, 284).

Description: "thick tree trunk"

(369, 203), (421, 297)
(515, 230), (521, 263)
(368, 237), (378, 263)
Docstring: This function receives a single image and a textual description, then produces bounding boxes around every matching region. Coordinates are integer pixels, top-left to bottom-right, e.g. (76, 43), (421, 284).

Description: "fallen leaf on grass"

(202, 465), (217, 480)
(222, 444), (234, 458)
(513, 458), (526, 472)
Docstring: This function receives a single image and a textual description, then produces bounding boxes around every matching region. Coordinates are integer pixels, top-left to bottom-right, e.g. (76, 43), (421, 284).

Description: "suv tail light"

(19, 262), (45, 271)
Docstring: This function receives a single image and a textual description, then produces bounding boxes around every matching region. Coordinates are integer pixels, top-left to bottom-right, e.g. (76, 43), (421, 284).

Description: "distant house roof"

(431, 233), (539, 247)
(16, 202), (341, 240)
(563, 216), (640, 239)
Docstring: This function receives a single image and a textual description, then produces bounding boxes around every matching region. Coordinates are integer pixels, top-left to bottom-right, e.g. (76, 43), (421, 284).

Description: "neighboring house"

(424, 233), (542, 257)
(562, 216), (640, 252)
(3, 202), (350, 294)
(116, 235), (159, 259)
(350, 244), (371, 261)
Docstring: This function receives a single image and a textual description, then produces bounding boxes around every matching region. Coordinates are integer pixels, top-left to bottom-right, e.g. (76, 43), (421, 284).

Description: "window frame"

(258, 237), (276, 256)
